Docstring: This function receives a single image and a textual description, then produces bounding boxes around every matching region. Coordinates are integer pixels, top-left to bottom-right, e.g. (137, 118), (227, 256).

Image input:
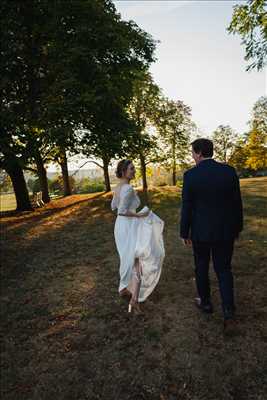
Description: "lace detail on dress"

(111, 189), (119, 211)
(111, 184), (140, 214)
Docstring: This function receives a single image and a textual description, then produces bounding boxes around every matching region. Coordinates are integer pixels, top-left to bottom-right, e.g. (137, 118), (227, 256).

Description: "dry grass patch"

(1, 179), (267, 400)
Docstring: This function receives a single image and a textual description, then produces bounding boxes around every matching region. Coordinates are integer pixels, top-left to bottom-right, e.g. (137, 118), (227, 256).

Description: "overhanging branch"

(70, 159), (103, 177)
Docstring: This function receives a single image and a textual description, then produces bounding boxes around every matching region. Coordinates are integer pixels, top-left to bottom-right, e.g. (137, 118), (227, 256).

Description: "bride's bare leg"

(128, 258), (142, 313)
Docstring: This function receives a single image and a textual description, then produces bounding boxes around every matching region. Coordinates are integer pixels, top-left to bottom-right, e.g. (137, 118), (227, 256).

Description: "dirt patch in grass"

(1, 179), (267, 400)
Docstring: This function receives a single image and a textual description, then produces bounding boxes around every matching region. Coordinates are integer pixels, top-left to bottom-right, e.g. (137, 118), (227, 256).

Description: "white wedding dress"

(111, 184), (165, 302)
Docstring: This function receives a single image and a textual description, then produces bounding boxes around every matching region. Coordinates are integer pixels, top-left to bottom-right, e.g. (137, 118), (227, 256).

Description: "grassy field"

(0, 193), (17, 212)
(1, 178), (267, 400)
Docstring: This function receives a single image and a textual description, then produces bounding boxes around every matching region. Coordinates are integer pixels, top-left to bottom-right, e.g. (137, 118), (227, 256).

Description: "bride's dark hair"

(116, 159), (132, 178)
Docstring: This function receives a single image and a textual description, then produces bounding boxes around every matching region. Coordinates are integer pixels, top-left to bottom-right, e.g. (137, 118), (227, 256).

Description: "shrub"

(49, 176), (63, 195)
(74, 177), (105, 193)
(27, 178), (41, 193)
(87, 182), (105, 193)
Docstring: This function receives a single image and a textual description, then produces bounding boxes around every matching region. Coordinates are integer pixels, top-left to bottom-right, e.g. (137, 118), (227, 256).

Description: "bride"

(111, 159), (165, 313)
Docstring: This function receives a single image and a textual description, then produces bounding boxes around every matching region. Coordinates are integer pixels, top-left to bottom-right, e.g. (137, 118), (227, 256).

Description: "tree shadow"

(1, 192), (107, 230)
(1, 185), (267, 399)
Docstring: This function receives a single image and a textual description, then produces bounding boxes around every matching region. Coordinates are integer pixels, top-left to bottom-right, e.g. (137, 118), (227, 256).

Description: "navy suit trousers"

(192, 240), (235, 319)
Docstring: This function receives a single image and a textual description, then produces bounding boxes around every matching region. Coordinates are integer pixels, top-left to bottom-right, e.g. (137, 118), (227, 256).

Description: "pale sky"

(49, 0), (266, 172)
(114, 0), (266, 135)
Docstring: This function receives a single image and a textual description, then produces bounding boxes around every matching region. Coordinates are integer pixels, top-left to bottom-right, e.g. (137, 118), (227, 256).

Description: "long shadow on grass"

(0, 192), (106, 229)
(242, 193), (266, 215)
(0, 194), (120, 399)
(0, 189), (192, 399)
(1, 187), (267, 400)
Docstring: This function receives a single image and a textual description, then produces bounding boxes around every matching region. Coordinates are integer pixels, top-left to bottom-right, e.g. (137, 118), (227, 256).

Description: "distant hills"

(24, 168), (115, 182)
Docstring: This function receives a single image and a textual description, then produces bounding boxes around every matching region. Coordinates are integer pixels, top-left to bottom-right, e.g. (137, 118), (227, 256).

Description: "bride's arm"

(118, 210), (149, 218)
(111, 191), (118, 211)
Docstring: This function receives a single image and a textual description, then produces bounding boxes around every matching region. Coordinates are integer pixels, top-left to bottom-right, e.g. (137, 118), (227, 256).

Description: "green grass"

(1, 178), (267, 400)
(0, 193), (17, 212)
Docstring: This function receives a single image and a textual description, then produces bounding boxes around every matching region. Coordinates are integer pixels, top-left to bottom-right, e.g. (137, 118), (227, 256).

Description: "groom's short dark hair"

(191, 138), (213, 157)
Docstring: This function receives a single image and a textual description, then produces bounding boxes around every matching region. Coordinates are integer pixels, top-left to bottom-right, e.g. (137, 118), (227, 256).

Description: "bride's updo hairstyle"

(116, 159), (132, 178)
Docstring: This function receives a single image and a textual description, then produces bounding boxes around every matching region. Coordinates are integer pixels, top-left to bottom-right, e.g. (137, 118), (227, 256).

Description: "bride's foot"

(128, 301), (143, 315)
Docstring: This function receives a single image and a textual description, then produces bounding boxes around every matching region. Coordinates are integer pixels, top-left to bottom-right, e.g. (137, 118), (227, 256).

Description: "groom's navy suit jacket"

(180, 159), (243, 242)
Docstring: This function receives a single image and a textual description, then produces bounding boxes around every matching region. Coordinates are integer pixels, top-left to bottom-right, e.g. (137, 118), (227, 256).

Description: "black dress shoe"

(194, 297), (213, 314)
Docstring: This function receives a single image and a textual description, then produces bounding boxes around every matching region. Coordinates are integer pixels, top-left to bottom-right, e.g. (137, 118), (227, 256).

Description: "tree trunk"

(34, 150), (50, 203)
(59, 149), (71, 196)
(140, 153), (148, 192)
(103, 158), (111, 192)
(172, 141), (176, 185)
(5, 158), (32, 211)
(172, 165), (176, 186)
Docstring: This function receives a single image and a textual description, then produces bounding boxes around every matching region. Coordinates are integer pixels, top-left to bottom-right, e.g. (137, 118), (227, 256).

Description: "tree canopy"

(0, 0), (157, 206)
(228, 0), (267, 71)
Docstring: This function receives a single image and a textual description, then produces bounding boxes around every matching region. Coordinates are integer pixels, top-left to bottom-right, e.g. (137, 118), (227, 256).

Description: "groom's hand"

(181, 238), (192, 246)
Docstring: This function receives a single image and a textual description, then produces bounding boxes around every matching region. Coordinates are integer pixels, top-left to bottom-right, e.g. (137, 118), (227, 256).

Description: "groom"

(180, 138), (243, 331)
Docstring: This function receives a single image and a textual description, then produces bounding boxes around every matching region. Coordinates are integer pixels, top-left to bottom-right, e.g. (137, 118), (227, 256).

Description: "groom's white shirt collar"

(199, 157), (213, 163)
